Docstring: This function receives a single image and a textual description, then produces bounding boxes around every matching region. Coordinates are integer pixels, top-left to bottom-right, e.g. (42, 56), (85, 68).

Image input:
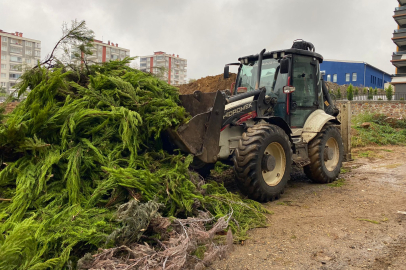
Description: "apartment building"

(0, 30), (41, 94)
(139, 52), (187, 85)
(391, 0), (406, 96)
(72, 39), (130, 65)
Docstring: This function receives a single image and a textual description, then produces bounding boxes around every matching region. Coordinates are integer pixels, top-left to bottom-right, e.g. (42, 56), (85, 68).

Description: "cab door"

(289, 55), (319, 128)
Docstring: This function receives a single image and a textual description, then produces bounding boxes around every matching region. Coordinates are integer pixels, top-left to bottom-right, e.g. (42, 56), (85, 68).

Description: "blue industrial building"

(320, 60), (391, 88)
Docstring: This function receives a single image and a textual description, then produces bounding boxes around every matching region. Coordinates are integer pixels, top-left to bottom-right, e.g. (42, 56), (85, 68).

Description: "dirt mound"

(179, 73), (237, 95)
(1, 102), (20, 114)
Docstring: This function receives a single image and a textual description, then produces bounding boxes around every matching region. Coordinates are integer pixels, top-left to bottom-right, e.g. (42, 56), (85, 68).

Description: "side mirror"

(283, 86), (295, 94)
(224, 66), (230, 79)
(280, 58), (290, 74)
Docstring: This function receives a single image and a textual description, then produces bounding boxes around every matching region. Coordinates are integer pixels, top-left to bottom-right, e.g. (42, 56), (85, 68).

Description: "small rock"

(361, 122), (371, 128)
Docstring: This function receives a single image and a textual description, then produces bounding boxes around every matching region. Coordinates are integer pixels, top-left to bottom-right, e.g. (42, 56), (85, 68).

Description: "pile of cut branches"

(0, 58), (268, 270)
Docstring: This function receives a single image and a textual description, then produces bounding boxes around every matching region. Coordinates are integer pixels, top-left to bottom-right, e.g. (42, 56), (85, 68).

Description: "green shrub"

(347, 84), (354, 101)
(363, 88), (367, 95)
(385, 85), (393, 101)
(374, 87), (378, 95)
(336, 88), (342, 99)
(354, 87), (359, 96)
(367, 89), (373, 100)
(400, 97), (405, 101)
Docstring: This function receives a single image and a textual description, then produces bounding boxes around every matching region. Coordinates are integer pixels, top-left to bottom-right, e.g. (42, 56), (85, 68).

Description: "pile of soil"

(179, 73), (237, 94)
(1, 102), (19, 114)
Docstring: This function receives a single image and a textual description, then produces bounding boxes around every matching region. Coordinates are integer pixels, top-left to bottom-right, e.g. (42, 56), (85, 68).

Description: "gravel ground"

(212, 146), (406, 270)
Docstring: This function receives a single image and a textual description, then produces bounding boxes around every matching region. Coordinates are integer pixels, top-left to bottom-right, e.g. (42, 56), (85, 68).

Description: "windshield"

(235, 57), (289, 121)
(236, 58), (281, 95)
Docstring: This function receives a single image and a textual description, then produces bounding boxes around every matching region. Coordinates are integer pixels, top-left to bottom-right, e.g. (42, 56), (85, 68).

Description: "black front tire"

(304, 124), (344, 183)
(233, 123), (292, 202)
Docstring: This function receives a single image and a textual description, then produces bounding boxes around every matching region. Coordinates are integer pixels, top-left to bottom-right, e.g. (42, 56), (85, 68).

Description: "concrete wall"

(336, 100), (406, 118)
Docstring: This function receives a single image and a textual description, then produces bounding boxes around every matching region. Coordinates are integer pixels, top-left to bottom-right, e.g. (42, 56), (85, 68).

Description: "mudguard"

(301, 109), (340, 143)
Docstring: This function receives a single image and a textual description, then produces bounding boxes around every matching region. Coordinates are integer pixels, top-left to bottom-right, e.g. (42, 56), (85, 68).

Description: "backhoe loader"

(168, 40), (343, 202)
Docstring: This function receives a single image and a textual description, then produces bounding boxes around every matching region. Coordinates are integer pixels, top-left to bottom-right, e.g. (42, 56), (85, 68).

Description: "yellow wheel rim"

(325, 137), (340, 171)
(262, 142), (286, 186)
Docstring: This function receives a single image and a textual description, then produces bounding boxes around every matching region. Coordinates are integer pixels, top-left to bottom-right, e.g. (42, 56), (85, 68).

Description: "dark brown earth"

(178, 73), (237, 95)
(1, 102), (19, 114)
(213, 146), (406, 270)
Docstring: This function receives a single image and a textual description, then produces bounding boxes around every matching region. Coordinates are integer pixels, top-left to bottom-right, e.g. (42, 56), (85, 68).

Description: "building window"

(10, 39), (22, 45)
(25, 50), (32, 56)
(1, 44), (7, 51)
(333, 74), (337, 82)
(0, 82), (6, 87)
(140, 58), (147, 62)
(9, 73), (21, 79)
(25, 41), (32, 47)
(352, 73), (357, 81)
(1, 54), (5, 60)
(35, 43), (41, 48)
(1, 64), (6, 69)
(35, 50), (40, 57)
(345, 73), (350, 82)
(10, 64), (21, 71)
(1, 37), (7, 42)
(25, 59), (31, 64)
(10, 56), (22, 62)
(10, 46), (22, 54)
(327, 74), (331, 82)
(1, 73), (6, 78)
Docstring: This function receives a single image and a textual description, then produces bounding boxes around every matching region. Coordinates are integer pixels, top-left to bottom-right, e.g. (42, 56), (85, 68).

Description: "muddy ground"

(213, 146), (406, 270)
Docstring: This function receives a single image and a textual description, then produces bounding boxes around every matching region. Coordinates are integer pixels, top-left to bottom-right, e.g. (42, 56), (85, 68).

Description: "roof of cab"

(238, 48), (324, 63)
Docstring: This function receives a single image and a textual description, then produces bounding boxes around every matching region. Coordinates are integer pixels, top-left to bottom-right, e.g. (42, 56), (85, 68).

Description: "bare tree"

(36, 20), (95, 69)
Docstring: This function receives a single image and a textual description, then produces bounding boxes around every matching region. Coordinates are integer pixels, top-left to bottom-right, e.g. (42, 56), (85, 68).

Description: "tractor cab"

(227, 41), (325, 128)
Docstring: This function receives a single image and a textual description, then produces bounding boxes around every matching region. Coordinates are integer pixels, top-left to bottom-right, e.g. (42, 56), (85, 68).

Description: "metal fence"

(336, 93), (406, 101)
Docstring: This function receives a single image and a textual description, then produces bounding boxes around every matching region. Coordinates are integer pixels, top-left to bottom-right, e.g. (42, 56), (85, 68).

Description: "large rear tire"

(233, 123), (292, 202)
(304, 124), (344, 183)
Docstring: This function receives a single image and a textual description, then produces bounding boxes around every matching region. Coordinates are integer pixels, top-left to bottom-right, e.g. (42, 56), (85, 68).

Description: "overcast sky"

(0, 0), (398, 80)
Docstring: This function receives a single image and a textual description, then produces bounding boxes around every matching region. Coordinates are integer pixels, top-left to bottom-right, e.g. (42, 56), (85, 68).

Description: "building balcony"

(391, 53), (406, 67)
(393, 28), (406, 45)
(394, 8), (406, 26)
(398, 0), (406, 6)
